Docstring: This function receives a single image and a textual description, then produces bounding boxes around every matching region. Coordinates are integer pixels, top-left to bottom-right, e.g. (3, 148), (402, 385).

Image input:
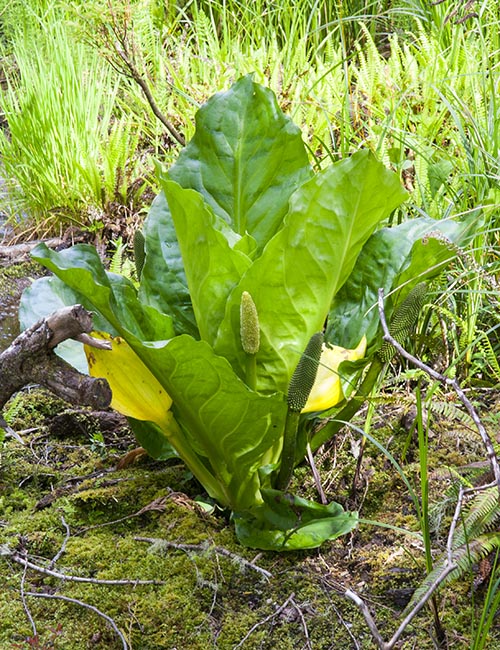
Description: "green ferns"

(405, 485), (500, 614)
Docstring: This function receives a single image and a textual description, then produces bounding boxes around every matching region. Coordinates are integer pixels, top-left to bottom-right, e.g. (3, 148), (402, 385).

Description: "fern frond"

(403, 532), (500, 615)
(427, 399), (475, 430)
(109, 236), (124, 275)
(475, 332), (500, 382)
(455, 487), (500, 548)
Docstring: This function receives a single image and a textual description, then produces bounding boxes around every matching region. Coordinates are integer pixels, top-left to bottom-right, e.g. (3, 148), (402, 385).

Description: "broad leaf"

(127, 418), (178, 461)
(168, 74), (313, 250)
(162, 181), (252, 344)
(126, 334), (288, 511)
(234, 489), (358, 550)
(138, 191), (198, 337)
(30, 243), (174, 342)
(215, 150), (407, 393)
(326, 217), (472, 351)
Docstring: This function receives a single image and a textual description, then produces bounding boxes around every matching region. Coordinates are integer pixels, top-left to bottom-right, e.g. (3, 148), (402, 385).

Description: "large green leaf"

(215, 150), (408, 393)
(127, 334), (288, 511)
(234, 489), (358, 550)
(162, 181), (252, 345)
(138, 191), (198, 337)
(326, 217), (473, 351)
(30, 243), (174, 342)
(168, 74), (313, 250)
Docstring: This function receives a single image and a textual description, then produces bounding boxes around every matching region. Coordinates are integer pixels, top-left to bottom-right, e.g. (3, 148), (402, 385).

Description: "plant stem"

(276, 410), (301, 490)
(245, 353), (257, 391)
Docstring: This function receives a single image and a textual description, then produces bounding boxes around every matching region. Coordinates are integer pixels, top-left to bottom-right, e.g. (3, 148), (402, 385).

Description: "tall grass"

(0, 0), (499, 381)
(0, 4), (146, 233)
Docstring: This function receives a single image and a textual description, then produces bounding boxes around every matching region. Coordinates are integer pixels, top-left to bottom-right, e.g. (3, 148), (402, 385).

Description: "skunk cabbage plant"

(20, 76), (471, 550)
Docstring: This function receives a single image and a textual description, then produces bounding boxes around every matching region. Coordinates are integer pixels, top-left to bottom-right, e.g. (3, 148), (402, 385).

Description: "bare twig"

(232, 593), (295, 649)
(1, 545), (163, 585)
(377, 288), (500, 494)
(95, 1), (185, 147)
(134, 537), (273, 580)
(20, 562), (37, 638)
(49, 516), (71, 570)
(345, 289), (496, 649)
(24, 591), (129, 650)
(77, 496), (169, 535)
(447, 485), (464, 566)
(306, 442), (327, 504)
(346, 557), (457, 650)
(290, 595), (313, 650)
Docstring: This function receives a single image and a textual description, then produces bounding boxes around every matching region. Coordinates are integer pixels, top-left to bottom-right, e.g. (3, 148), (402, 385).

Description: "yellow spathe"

(84, 332), (172, 429)
(302, 336), (367, 413)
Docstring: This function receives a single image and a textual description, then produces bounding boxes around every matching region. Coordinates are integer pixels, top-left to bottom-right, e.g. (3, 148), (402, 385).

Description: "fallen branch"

(233, 593), (295, 650)
(0, 238), (64, 264)
(134, 537), (273, 581)
(24, 591), (129, 650)
(93, 2), (185, 147)
(377, 288), (500, 494)
(0, 305), (112, 417)
(1, 544), (163, 586)
(344, 289), (498, 650)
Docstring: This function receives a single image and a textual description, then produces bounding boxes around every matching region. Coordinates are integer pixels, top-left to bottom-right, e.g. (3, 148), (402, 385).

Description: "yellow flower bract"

(84, 332), (172, 428)
(302, 336), (367, 413)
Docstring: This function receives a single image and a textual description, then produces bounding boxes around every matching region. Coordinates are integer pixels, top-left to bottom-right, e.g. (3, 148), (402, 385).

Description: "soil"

(0, 262), (41, 353)
(1, 264), (499, 650)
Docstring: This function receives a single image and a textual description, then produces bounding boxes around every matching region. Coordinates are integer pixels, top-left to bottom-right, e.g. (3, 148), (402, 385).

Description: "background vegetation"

(1, 0), (500, 648)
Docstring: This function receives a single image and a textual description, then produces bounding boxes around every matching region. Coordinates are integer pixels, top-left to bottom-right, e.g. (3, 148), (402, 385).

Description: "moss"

(1, 391), (498, 649)
(0, 261), (41, 294)
(4, 389), (68, 428)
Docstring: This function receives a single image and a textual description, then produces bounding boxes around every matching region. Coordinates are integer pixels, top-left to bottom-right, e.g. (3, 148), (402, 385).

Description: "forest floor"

(1, 262), (499, 650)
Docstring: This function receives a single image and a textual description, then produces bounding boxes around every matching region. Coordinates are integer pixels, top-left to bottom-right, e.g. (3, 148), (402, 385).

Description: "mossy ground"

(1, 385), (499, 650)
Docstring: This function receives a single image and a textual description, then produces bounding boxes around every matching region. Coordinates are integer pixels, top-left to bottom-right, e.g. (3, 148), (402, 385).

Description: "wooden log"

(0, 305), (112, 412)
(0, 238), (65, 264)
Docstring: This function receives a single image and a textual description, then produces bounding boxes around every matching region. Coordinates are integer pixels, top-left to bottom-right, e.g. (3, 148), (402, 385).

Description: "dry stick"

(24, 592), (129, 650)
(290, 596), (313, 650)
(102, 2), (185, 147)
(232, 593), (296, 650)
(447, 485), (465, 567)
(343, 289), (493, 650)
(329, 600), (362, 650)
(20, 562), (37, 638)
(306, 442), (327, 505)
(346, 562), (458, 650)
(377, 288), (500, 495)
(134, 537), (273, 581)
(49, 515), (71, 570)
(1, 546), (163, 585)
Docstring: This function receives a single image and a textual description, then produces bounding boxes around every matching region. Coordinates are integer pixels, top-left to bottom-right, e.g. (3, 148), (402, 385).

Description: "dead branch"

(1, 544), (163, 586)
(0, 238), (64, 264)
(347, 563), (457, 650)
(233, 593), (296, 650)
(344, 289), (498, 650)
(377, 288), (500, 494)
(94, 2), (185, 147)
(134, 537), (273, 581)
(24, 591), (129, 650)
(0, 305), (112, 415)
